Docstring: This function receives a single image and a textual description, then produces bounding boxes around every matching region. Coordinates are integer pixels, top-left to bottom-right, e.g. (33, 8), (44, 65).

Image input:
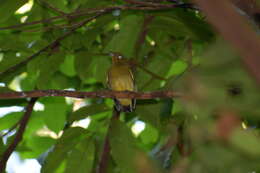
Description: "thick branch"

(0, 90), (182, 100)
(0, 98), (37, 172)
(193, 0), (260, 85)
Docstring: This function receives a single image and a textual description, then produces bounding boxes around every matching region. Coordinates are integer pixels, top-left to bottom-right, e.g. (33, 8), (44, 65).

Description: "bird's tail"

(114, 98), (136, 112)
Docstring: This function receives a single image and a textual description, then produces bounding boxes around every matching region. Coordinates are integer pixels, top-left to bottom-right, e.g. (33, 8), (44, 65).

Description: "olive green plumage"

(107, 53), (135, 112)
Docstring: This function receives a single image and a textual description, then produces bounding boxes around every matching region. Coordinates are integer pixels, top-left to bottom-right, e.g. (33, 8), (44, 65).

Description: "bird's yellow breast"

(107, 64), (134, 92)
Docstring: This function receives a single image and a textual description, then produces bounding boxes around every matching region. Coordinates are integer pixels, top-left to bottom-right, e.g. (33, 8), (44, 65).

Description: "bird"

(107, 52), (136, 112)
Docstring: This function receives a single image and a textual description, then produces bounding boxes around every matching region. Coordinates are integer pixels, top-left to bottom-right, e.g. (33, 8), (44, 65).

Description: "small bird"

(107, 52), (136, 112)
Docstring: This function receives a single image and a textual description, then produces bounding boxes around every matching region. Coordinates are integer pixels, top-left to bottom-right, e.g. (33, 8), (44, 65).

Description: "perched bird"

(107, 53), (136, 112)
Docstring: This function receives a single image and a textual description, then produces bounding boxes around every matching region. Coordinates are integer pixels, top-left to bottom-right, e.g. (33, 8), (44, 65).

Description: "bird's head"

(110, 52), (128, 65)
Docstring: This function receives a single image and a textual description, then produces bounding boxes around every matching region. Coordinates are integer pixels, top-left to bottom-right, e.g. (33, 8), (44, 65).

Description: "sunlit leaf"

(41, 127), (88, 173)
(0, 112), (22, 131)
(39, 97), (67, 134)
(60, 54), (76, 77)
(0, 0), (27, 23)
(69, 103), (110, 123)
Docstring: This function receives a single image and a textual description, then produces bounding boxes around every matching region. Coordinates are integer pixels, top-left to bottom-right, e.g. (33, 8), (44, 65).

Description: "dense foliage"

(1, 0), (260, 173)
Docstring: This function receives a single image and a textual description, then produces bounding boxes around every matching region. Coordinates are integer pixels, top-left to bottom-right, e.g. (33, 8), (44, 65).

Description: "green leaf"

(20, 72), (38, 90)
(61, 33), (84, 50)
(0, 99), (27, 107)
(136, 103), (162, 129)
(0, 52), (28, 74)
(136, 52), (172, 91)
(74, 51), (94, 82)
(230, 129), (260, 156)
(150, 16), (191, 38)
(44, 0), (68, 13)
(37, 52), (66, 89)
(27, 53), (47, 75)
(59, 54), (76, 77)
(0, 112), (23, 131)
(41, 127), (88, 173)
(110, 119), (138, 173)
(68, 103), (110, 123)
(0, 86), (14, 93)
(171, 9), (213, 41)
(0, 35), (27, 51)
(51, 72), (80, 89)
(94, 55), (110, 84)
(166, 60), (188, 78)
(80, 15), (114, 48)
(86, 111), (111, 135)
(39, 97), (67, 133)
(0, 0), (27, 23)
(140, 124), (159, 145)
(65, 138), (95, 173)
(105, 15), (143, 57)
(20, 136), (56, 158)
(23, 111), (45, 138)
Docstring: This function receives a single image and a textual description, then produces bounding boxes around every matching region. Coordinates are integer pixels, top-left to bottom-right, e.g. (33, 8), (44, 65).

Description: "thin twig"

(163, 39), (196, 89)
(0, 15), (63, 30)
(0, 3), (196, 31)
(0, 12), (109, 79)
(125, 0), (162, 6)
(125, 0), (196, 10)
(134, 15), (154, 58)
(0, 6), (114, 31)
(37, 0), (67, 16)
(0, 98), (37, 172)
(0, 120), (21, 138)
(22, 20), (84, 33)
(0, 90), (182, 100)
(136, 64), (167, 81)
(97, 107), (120, 173)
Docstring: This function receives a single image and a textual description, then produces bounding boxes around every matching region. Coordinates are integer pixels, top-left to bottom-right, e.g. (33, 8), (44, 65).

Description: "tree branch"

(96, 107), (120, 173)
(0, 98), (37, 172)
(0, 12), (110, 79)
(193, 0), (260, 85)
(0, 3), (196, 31)
(37, 0), (67, 16)
(0, 120), (21, 138)
(0, 90), (182, 100)
(134, 15), (154, 58)
(136, 63), (167, 81)
(0, 2), (197, 79)
(0, 6), (115, 31)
